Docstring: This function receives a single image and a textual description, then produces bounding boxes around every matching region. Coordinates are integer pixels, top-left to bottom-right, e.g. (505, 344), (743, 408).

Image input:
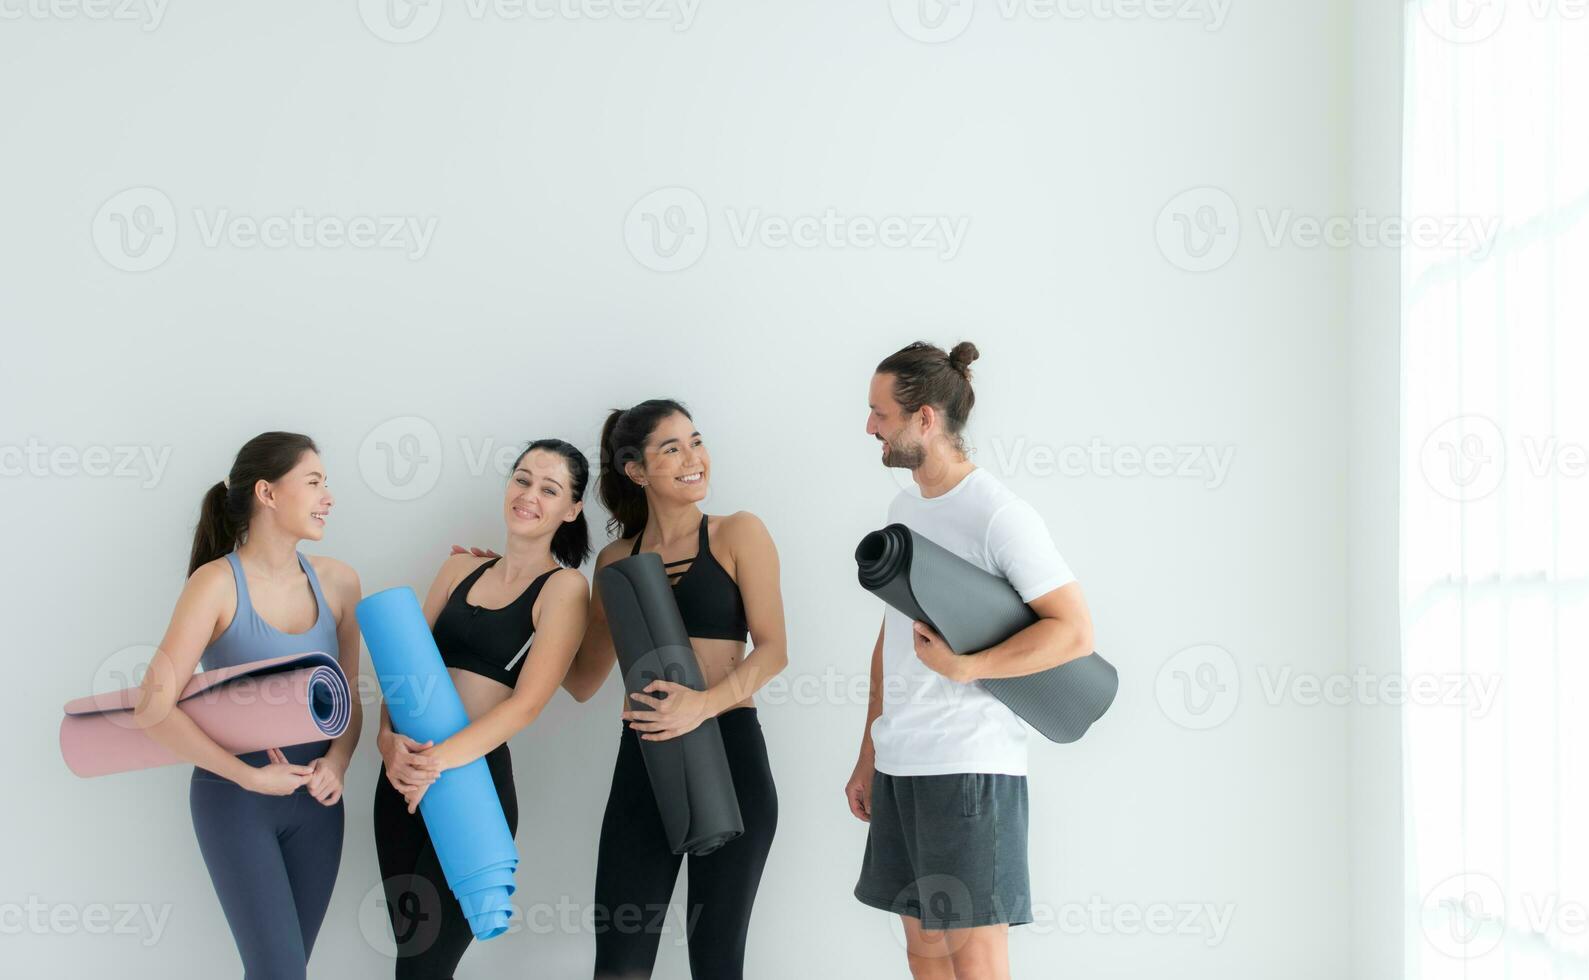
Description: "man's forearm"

(965, 617), (1091, 680)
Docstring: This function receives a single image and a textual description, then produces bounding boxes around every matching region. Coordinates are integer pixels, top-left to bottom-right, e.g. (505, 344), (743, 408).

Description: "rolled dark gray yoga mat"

(855, 523), (1118, 744)
(596, 552), (745, 857)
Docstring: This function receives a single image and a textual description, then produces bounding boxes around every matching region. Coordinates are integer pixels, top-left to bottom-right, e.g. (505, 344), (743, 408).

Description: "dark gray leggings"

(189, 749), (344, 980)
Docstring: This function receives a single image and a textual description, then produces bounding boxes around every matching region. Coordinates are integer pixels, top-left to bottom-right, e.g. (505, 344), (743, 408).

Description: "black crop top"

(431, 558), (558, 687)
(630, 514), (749, 642)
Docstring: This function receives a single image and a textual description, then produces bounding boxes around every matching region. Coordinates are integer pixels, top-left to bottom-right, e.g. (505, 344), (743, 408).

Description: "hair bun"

(948, 341), (980, 375)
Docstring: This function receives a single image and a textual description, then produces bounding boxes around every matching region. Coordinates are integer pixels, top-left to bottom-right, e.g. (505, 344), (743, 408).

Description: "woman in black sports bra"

(563, 398), (789, 980)
(372, 439), (592, 979)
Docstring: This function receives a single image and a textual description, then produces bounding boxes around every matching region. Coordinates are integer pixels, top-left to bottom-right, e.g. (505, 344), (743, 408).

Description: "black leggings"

(593, 707), (778, 980)
(373, 744), (518, 980)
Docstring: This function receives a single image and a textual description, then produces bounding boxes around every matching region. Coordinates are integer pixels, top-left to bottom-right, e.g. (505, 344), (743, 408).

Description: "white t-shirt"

(869, 467), (1076, 777)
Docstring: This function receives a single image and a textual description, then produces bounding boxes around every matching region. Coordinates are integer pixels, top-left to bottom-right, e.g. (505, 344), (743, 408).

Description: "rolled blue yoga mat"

(356, 587), (519, 941)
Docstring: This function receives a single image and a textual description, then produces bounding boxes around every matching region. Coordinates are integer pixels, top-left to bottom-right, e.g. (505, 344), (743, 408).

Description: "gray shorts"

(853, 771), (1032, 930)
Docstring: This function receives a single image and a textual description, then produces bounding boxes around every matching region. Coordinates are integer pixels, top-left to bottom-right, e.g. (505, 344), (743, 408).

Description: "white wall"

(1, 3), (1363, 976)
(1347, 0), (1405, 977)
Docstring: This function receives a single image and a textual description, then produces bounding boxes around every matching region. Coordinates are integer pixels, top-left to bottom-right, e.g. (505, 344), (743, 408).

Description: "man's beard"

(880, 436), (924, 470)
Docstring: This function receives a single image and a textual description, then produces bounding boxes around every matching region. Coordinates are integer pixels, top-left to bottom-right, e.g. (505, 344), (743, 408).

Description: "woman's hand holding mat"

(379, 730), (440, 804)
(304, 754), (346, 805)
(253, 748), (316, 796)
(623, 679), (713, 741)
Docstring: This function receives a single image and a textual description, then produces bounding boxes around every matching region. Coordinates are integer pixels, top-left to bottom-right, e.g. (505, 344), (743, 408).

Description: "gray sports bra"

(201, 551), (340, 671)
(194, 550), (340, 774)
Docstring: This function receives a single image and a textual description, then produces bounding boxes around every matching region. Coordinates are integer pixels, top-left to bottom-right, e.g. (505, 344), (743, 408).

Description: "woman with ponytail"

(373, 439), (591, 978)
(134, 431), (364, 980)
(563, 399), (787, 980)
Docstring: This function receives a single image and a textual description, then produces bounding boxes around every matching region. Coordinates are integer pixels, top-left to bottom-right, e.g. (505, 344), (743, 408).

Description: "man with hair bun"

(847, 340), (1096, 979)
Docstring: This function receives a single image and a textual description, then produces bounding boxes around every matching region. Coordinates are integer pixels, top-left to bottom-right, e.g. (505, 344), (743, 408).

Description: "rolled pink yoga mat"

(59, 651), (352, 778)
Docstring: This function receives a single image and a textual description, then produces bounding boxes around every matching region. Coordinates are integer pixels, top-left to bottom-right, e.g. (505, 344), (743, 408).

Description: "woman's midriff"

(450, 667), (514, 722)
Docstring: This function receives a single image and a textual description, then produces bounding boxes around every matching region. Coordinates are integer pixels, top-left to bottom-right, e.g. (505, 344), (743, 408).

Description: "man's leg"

(944, 923), (1011, 980)
(901, 917), (1010, 980)
(902, 914), (955, 979)
(909, 773), (1029, 979)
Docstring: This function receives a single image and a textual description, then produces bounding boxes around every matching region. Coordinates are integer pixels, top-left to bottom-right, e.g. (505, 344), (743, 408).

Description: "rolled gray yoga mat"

(855, 523), (1118, 744)
(597, 552), (745, 857)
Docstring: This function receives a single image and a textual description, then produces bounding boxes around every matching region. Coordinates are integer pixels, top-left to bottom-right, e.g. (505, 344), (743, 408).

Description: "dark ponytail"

(598, 399), (691, 540)
(876, 340), (980, 453)
(513, 439), (591, 568)
(188, 432), (319, 577)
(189, 481), (232, 578)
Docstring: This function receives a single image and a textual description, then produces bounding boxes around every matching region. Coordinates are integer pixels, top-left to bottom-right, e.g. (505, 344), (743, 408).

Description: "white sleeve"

(985, 499), (1076, 603)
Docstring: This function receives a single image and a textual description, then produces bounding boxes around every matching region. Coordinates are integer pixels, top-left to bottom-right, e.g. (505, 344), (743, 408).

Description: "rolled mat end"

(60, 717), (88, 778)
(458, 882), (515, 940)
(466, 907), (512, 941)
(685, 830), (742, 857)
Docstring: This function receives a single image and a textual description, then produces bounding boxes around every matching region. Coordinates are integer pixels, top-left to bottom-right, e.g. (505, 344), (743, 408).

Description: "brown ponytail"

(189, 481), (233, 578)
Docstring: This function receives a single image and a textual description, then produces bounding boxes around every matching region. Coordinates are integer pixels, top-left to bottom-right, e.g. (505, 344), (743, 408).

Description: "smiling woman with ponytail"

(132, 430), (365, 980)
(562, 398), (788, 980)
(380, 438), (592, 978)
(187, 431), (317, 576)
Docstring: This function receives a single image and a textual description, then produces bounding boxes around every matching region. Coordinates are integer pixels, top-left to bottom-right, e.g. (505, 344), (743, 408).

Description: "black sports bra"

(630, 514), (749, 642)
(431, 558), (559, 687)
